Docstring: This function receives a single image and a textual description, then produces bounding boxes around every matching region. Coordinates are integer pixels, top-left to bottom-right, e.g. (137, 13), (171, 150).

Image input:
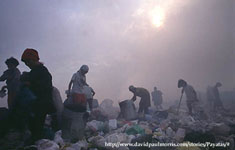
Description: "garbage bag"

(61, 108), (86, 142)
(89, 108), (108, 121)
(52, 87), (64, 129)
(15, 86), (36, 113)
(119, 100), (137, 121)
(64, 93), (86, 113)
(166, 127), (175, 137)
(88, 135), (106, 147)
(174, 128), (186, 142)
(87, 120), (105, 132)
(100, 99), (119, 119)
(153, 128), (166, 141)
(92, 99), (99, 109)
(126, 125), (145, 135)
(105, 133), (129, 143)
(36, 139), (59, 150)
(109, 119), (117, 130)
(53, 130), (64, 146)
(67, 140), (88, 150)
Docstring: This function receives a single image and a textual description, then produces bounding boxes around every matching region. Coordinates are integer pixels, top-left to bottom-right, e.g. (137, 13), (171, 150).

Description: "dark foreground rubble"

(1, 99), (235, 150)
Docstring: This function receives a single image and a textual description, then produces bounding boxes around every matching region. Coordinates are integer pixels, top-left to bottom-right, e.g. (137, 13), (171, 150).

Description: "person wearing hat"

(21, 48), (55, 143)
(67, 65), (89, 112)
(212, 82), (225, 111)
(178, 79), (198, 115)
(129, 85), (151, 115)
(0, 57), (21, 109)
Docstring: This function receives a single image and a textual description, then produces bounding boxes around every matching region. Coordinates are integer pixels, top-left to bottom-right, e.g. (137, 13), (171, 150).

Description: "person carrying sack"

(21, 48), (55, 143)
(66, 65), (89, 112)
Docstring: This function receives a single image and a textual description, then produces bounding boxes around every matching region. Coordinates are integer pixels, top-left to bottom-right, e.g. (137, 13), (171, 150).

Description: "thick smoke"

(0, 0), (234, 107)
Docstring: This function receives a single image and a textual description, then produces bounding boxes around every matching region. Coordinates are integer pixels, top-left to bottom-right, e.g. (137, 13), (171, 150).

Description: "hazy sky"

(0, 0), (234, 107)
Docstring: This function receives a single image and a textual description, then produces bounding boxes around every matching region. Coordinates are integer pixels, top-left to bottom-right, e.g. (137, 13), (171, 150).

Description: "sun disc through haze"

(149, 6), (165, 28)
(135, 0), (179, 29)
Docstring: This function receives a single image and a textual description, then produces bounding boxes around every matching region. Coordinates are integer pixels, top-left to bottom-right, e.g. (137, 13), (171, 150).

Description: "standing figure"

(129, 85), (151, 115)
(67, 65), (89, 112)
(151, 87), (163, 110)
(178, 79), (198, 115)
(21, 48), (55, 143)
(212, 82), (224, 111)
(0, 57), (21, 109)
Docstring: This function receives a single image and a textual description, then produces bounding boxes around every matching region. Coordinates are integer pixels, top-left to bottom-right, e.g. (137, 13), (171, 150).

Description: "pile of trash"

(1, 99), (235, 150)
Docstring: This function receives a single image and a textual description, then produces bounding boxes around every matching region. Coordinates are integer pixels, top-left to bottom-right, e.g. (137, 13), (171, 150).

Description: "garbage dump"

(1, 97), (235, 150)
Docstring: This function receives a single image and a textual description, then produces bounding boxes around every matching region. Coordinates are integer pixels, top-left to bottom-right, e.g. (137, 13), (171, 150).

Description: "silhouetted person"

(178, 79), (198, 115)
(0, 57), (21, 109)
(213, 82), (224, 111)
(21, 48), (55, 143)
(151, 87), (163, 110)
(129, 85), (151, 115)
(66, 65), (89, 112)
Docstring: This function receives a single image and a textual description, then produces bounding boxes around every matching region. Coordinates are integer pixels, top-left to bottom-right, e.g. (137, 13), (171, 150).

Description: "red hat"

(21, 48), (39, 62)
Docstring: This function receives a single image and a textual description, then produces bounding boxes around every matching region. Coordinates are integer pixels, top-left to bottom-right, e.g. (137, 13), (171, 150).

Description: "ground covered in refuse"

(1, 99), (235, 150)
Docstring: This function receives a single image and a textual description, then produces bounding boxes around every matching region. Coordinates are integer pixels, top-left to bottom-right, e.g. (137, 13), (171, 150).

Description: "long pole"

(177, 93), (184, 114)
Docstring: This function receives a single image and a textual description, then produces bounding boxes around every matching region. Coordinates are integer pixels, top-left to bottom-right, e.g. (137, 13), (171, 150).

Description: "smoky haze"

(0, 0), (234, 107)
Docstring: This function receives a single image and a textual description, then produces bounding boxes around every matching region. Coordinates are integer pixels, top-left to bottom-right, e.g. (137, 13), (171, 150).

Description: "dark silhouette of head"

(178, 79), (187, 88)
